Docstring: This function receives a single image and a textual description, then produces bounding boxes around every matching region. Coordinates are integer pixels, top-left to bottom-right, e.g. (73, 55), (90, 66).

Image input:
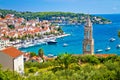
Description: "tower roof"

(85, 15), (92, 27)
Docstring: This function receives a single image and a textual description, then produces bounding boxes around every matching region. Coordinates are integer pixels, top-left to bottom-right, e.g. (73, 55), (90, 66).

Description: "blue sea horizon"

(19, 14), (120, 56)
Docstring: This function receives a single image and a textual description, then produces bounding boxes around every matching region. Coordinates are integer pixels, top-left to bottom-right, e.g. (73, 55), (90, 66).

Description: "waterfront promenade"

(13, 33), (70, 49)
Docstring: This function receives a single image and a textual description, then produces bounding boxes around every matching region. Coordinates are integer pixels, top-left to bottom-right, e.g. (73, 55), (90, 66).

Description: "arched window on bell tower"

(86, 44), (90, 51)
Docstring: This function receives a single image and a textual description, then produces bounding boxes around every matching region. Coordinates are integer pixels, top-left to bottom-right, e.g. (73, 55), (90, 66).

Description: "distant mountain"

(0, 9), (111, 24)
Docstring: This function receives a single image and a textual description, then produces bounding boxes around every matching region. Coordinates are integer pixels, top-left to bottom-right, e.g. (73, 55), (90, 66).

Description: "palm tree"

(56, 54), (72, 69)
(38, 48), (44, 62)
(55, 53), (73, 79)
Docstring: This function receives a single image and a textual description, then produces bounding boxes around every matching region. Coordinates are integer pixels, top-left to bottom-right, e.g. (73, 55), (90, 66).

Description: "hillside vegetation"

(0, 54), (120, 80)
(0, 9), (111, 24)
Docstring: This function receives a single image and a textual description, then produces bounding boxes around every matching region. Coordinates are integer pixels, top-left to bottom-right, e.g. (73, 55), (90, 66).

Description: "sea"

(19, 14), (120, 56)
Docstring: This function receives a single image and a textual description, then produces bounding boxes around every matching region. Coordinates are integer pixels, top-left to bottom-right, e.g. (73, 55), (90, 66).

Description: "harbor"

(12, 33), (70, 49)
(19, 17), (120, 55)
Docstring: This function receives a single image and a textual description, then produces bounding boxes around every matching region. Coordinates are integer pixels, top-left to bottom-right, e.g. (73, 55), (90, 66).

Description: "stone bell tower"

(83, 16), (94, 55)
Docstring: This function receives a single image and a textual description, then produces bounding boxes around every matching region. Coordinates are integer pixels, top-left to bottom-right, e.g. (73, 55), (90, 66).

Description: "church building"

(83, 16), (94, 55)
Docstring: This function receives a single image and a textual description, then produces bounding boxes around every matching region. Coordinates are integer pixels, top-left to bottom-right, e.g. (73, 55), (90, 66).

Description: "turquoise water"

(19, 14), (120, 55)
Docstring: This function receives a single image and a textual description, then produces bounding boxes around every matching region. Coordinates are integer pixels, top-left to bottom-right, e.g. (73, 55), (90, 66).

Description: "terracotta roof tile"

(0, 47), (24, 58)
(95, 54), (116, 58)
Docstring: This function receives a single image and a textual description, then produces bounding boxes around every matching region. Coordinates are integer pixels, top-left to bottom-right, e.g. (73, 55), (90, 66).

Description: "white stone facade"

(0, 47), (24, 74)
(0, 39), (10, 50)
(14, 55), (24, 74)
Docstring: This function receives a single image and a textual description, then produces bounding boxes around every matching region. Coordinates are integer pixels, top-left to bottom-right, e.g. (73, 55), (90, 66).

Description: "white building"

(0, 38), (10, 50)
(0, 47), (24, 74)
(0, 40), (4, 50)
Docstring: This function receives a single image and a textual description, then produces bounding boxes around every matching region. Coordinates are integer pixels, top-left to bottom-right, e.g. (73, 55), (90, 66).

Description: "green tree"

(30, 52), (37, 57)
(118, 30), (120, 38)
(38, 48), (44, 62)
(8, 25), (15, 29)
(79, 55), (100, 64)
(9, 37), (15, 41)
(55, 53), (74, 79)
(56, 54), (73, 69)
(0, 65), (23, 80)
(21, 36), (26, 40)
(57, 27), (63, 34)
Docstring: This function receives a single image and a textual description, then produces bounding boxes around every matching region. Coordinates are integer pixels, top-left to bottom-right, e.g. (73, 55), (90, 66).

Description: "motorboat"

(47, 54), (54, 58)
(109, 38), (116, 42)
(105, 46), (111, 51)
(116, 44), (120, 49)
(63, 43), (68, 47)
(96, 49), (103, 53)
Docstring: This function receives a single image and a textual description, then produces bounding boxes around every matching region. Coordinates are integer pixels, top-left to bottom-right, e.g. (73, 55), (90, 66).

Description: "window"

(86, 44), (90, 51)
(19, 66), (21, 71)
(86, 31), (90, 39)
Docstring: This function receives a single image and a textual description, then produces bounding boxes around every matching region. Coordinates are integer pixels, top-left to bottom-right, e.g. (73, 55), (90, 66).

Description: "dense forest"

(0, 54), (120, 80)
(0, 9), (111, 24)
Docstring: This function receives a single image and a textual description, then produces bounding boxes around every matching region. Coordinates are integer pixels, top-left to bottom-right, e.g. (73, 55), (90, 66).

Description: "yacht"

(47, 39), (57, 45)
(105, 46), (111, 51)
(109, 38), (116, 42)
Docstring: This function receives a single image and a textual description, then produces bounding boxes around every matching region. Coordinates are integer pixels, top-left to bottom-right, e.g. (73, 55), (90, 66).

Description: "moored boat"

(109, 38), (116, 42)
(105, 46), (111, 51)
(116, 44), (120, 49)
(47, 40), (57, 45)
(96, 49), (103, 53)
(63, 43), (68, 47)
(47, 54), (54, 58)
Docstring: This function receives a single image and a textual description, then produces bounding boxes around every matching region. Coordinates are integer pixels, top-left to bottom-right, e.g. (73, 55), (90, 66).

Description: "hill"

(0, 9), (111, 24)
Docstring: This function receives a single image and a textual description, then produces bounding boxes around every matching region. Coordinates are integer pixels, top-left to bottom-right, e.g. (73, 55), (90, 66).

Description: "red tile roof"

(0, 47), (23, 58)
(95, 54), (116, 58)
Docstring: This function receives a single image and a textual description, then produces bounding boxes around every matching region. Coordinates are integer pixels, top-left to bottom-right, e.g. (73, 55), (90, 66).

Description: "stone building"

(83, 16), (94, 55)
(0, 47), (24, 74)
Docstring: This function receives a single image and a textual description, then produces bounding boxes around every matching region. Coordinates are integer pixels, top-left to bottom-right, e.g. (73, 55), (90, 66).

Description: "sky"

(0, 0), (120, 14)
